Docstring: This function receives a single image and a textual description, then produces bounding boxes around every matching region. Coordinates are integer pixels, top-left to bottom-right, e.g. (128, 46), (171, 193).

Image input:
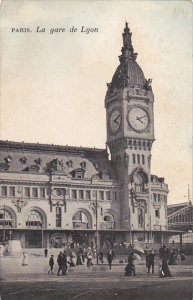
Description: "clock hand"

(136, 117), (143, 124)
(138, 115), (147, 120)
(114, 115), (120, 124)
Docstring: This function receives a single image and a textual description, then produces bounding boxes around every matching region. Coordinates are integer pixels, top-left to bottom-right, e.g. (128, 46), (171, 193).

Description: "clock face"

(128, 107), (149, 132)
(109, 109), (121, 134)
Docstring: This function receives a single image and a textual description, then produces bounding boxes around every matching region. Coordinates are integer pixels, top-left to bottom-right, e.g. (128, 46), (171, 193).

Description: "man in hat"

(147, 249), (155, 274)
(62, 250), (68, 275)
(48, 255), (54, 274)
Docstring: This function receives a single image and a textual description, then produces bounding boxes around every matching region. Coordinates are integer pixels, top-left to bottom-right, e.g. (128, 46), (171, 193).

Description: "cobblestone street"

(0, 255), (192, 299)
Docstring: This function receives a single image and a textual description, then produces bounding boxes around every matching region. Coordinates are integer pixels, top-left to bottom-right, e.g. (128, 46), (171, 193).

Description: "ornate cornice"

(108, 138), (154, 152)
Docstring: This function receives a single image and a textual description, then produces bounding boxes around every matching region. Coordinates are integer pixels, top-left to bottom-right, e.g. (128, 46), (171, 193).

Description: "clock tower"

(105, 22), (155, 240)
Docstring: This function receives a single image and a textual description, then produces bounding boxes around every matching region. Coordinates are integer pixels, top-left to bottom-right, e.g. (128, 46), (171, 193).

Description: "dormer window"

(35, 158), (42, 165)
(4, 156), (12, 164)
(20, 157), (27, 164)
(80, 161), (87, 169)
(66, 160), (73, 168)
(70, 168), (85, 179)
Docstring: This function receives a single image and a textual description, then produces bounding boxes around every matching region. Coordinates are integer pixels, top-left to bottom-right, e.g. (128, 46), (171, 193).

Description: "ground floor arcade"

(0, 228), (184, 249)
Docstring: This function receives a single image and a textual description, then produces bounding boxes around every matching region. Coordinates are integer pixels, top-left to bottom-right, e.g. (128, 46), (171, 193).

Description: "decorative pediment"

(12, 199), (28, 213)
(46, 158), (65, 172)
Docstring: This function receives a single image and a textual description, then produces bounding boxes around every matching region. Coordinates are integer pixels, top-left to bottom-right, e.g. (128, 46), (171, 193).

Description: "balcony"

(99, 222), (115, 230)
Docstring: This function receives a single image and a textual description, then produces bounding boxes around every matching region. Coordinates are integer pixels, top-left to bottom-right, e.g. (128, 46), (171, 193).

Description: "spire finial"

(119, 22), (137, 62)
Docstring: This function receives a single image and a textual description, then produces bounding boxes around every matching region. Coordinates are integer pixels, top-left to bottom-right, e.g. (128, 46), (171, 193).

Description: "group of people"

(23, 243), (186, 279)
(47, 247), (116, 275)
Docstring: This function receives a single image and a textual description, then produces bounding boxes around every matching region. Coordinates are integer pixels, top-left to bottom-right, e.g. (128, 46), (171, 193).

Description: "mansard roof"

(0, 140), (117, 180)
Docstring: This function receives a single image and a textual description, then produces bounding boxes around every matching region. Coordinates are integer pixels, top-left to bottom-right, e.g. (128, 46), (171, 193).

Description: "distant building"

(0, 23), (171, 248)
(168, 202), (193, 231)
(167, 201), (193, 243)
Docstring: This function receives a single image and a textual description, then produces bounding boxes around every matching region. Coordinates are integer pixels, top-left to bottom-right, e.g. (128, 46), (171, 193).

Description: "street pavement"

(0, 255), (192, 299)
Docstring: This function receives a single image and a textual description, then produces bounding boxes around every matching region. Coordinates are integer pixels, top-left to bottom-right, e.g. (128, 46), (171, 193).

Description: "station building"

(0, 23), (170, 248)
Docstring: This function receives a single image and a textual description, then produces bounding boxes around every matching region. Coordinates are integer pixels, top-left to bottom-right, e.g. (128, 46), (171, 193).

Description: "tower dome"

(107, 22), (149, 95)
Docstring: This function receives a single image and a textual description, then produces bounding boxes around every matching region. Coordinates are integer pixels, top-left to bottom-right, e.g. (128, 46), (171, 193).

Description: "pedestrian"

(76, 249), (82, 266)
(106, 248), (116, 270)
(22, 251), (28, 266)
(69, 250), (76, 267)
(168, 250), (176, 265)
(86, 247), (93, 269)
(161, 254), (172, 278)
(98, 249), (104, 264)
(57, 251), (63, 276)
(70, 240), (74, 249)
(144, 247), (149, 269)
(44, 248), (48, 257)
(62, 251), (68, 275)
(125, 251), (135, 276)
(48, 255), (54, 274)
(147, 249), (155, 274)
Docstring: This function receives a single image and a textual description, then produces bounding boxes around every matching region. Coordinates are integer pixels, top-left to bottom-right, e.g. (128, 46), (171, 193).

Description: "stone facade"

(0, 23), (169, 248)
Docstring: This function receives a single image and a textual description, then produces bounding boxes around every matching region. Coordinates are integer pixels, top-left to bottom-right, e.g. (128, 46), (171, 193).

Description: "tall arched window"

(132, 154), (136, 164)
(72, 210), (90, 229)
(26, 210), (42, 228)
(138, 208), (144, 228)
(0, 209), (13, 227)
(103, 213), (115, 229)
(142, 155), (145, 164)
(134, 173), (144, 192)
(137, 154), (140, 164)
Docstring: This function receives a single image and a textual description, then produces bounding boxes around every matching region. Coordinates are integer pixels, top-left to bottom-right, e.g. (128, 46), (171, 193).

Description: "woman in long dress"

(22, 252), (28, 266)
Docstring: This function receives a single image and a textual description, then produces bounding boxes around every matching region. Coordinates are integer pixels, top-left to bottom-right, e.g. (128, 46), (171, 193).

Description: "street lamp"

(91, 190), (99, 265)
(39, 221), (44, 248)
(3, 204), (6, 242)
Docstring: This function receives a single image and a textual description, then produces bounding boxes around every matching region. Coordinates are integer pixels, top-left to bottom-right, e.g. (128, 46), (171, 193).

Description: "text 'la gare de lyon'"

(11, 26), (99, 35)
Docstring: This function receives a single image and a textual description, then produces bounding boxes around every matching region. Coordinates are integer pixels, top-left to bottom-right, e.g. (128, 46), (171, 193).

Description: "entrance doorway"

(25, 231), (42, 248)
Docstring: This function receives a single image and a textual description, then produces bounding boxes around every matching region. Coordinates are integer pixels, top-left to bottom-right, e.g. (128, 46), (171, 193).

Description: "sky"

(0, 0), (192, 204)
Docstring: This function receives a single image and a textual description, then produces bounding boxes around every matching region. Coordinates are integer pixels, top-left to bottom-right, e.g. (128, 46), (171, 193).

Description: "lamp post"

(91, 190), (99, 265)
(3, 204), (6, 242)
(40, 221), (44, 248)
(95, 192), (99, 265)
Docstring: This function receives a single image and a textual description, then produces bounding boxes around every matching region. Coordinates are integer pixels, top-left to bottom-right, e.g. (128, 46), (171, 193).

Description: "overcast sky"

(0, 0), (192, 204)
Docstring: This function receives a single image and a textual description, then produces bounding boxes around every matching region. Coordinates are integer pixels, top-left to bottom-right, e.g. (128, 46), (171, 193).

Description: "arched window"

(26, 210), (42, 228)
(72, 210), (90, 229)
(142, 155), (145, 164)
(103, 213), (115, 229)
(134, 173), (144, 192)
(0, 209), (13, 227)
(132, 154), (136, 164)
(137, 154), (140, 164)
(138, 208), (144, 228)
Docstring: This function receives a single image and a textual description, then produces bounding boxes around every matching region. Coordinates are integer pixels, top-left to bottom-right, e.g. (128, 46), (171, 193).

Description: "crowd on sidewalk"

(38, 242), (186, 278)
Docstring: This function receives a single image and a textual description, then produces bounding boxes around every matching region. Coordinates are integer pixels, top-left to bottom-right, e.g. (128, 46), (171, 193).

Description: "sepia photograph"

(0, 0), (192, 299)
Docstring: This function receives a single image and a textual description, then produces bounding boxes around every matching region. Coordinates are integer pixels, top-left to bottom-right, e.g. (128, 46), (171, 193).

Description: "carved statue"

(144, 78), (152, 90)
